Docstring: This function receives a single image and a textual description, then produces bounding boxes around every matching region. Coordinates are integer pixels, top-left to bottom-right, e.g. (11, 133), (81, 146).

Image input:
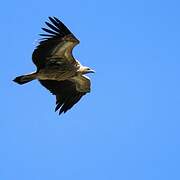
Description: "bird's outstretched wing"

(32, 17), (79, 70)
(39, 80), (87, 114)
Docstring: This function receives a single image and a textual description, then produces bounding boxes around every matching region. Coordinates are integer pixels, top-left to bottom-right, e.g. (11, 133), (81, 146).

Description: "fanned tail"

(13, 72), (37, 85)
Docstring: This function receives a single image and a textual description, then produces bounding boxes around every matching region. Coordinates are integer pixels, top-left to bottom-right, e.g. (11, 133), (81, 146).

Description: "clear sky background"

(1, 0), (180, 179)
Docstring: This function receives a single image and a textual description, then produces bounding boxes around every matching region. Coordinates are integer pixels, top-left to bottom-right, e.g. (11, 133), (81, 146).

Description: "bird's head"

(79, 66), (95, 74)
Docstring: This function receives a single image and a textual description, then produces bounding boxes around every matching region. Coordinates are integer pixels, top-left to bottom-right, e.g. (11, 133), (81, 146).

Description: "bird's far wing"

(39, 80), (86, 115)
(32, 17), (80, 70)
(72, 75), (91, 93)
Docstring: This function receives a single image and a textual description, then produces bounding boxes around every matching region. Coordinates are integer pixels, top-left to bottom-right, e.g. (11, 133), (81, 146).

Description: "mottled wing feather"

(72, 75), (91, 92)
(32, 17), (79, 69)
(39, 80), (86, 114)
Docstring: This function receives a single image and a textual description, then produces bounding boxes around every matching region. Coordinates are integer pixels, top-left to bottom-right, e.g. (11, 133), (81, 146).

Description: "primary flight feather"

(13, 17), (94, 115)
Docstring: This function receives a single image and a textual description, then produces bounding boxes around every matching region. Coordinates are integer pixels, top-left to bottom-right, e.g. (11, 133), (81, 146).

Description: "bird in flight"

(13, 17), (95, 115)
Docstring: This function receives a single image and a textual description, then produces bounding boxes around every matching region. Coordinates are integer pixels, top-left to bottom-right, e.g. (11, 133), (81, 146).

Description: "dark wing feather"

(45, 22), (60, 32)
(39, 80), (86, 114)
(41, 27), (60, 35)
(32, 17), (79, 70)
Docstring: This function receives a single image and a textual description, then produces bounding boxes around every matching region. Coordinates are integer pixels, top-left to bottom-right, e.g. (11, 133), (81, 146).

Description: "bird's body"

(13, 17), (94, 114)
(34, 58), (78, 81)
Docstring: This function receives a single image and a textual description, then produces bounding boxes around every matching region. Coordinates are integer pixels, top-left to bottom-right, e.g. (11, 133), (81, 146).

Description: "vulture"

(13, 17), (95, 115)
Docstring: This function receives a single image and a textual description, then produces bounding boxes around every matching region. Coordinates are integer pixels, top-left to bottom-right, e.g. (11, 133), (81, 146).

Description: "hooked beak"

(88, 69), (95, 73)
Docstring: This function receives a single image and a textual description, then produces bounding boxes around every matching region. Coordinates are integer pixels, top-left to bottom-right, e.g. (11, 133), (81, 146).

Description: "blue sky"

(1, 0), (180, 179)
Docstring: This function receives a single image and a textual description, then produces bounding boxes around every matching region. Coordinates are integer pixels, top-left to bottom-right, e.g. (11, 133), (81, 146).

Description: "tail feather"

(13, 73), (37, 85)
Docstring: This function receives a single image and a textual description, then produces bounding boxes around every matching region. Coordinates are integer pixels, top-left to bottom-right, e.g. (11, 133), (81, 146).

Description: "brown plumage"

(13, 17), (94, 115)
